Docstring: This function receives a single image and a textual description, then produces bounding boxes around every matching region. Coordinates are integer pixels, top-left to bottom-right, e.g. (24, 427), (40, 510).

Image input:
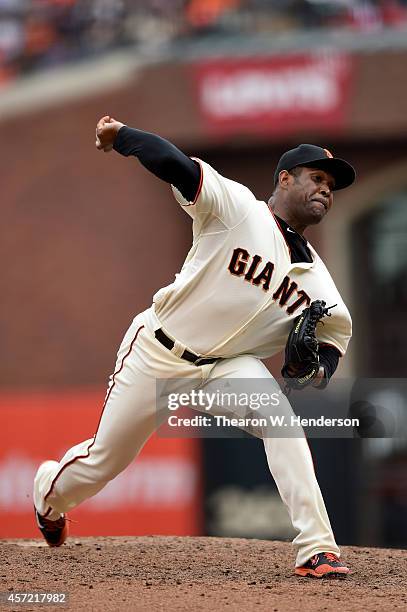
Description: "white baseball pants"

(33, 307), (340, 566)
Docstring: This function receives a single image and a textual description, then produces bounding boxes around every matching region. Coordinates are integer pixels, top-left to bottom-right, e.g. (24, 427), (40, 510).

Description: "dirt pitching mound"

(1, 536), (405, 611)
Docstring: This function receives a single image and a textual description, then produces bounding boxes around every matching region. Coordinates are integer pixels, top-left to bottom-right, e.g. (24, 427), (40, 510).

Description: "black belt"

(154, 328), (218, 366)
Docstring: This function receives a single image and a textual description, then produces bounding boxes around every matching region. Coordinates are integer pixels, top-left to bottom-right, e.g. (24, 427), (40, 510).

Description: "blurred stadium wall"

(1, 29), (407, 545)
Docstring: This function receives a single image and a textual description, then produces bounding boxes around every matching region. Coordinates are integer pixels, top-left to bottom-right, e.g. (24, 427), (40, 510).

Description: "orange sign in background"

(0, 390), (202, 538)
(193, 52), (354, 136)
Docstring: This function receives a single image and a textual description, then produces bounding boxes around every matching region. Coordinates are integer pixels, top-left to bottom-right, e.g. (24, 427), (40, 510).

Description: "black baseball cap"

(274, 144), (356, 191)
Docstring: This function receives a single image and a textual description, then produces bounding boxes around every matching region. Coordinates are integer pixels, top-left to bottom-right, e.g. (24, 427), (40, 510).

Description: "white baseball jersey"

(153, 159), (352, 359)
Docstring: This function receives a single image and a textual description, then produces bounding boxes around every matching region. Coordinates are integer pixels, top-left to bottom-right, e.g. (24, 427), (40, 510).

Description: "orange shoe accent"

(295, 553), (350, 579)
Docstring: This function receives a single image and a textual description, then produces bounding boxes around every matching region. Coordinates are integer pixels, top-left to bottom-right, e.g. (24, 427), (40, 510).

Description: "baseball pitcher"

(33, 116), (355, 579)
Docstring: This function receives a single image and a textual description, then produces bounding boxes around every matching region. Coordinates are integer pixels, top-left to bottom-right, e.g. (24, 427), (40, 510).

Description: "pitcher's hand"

(95, 115), (124, 152)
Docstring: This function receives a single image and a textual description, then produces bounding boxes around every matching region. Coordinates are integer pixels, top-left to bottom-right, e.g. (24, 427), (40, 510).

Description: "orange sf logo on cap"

(323, 148), (333, 158)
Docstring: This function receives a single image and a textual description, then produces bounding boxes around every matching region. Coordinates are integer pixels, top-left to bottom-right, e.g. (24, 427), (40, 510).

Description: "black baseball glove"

(281, 300), (334, 391)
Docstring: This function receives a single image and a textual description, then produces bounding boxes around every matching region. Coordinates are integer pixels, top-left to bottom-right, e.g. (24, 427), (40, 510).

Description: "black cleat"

(35, 508), (69, 547)
(295, 552), (350, 578)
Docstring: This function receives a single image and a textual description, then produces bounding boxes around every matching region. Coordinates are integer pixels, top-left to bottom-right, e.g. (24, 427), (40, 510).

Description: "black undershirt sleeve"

(319, 345), (341, 382)
(113, 126), (201, 202)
